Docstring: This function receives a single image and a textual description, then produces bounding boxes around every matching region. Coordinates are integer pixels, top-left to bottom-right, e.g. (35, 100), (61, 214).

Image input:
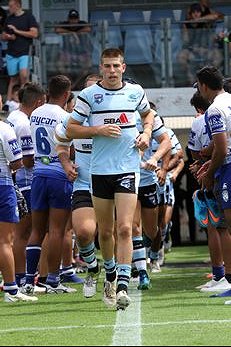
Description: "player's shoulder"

(0, 120), (16, 137)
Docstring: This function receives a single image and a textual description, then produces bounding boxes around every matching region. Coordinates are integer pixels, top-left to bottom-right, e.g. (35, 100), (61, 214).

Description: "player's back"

(30, 103), (69, 179)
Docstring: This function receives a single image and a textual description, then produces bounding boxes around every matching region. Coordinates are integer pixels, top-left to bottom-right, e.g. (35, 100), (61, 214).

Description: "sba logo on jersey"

(104, 113), (129, 125)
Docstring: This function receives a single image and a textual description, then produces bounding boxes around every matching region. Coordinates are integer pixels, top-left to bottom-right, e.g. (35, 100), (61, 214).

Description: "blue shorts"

(21, 189), (31, 213)
(0, 186), (19, 223)
(31, 176), (72, 211)
(216, 163), (231, 211)
(6, 54), (30, 76)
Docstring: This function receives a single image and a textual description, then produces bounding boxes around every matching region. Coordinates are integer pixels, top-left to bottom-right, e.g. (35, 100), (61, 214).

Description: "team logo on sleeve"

(8, 139), (21, 156)
(208, 113), (223, 132)
(94, 94), (104, 104)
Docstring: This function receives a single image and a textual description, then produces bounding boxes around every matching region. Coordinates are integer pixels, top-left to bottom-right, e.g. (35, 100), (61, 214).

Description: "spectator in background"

(55, 9), (91, 34)
(199, 0), (224, 22)
(0, 7), (7, 32)
(3, 84), (20, 113)
(2, 0), (39, 103)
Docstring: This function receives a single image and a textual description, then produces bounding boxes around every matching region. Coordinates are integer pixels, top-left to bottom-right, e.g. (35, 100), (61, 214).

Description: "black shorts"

(91, 173), (139, 199)
(72, 190), (93, 211)
(138, 184), (159, 208)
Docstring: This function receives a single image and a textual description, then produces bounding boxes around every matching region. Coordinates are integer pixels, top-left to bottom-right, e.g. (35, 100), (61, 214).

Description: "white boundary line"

(111, 283), (142, 346)
(1, 319), (231, 335)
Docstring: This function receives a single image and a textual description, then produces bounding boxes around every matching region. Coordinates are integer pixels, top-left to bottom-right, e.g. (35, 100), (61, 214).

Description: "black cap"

(68, 9), (79, 19)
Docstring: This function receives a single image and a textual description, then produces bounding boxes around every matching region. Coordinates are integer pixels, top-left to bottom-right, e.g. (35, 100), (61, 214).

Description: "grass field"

(1, 245), (231, 346)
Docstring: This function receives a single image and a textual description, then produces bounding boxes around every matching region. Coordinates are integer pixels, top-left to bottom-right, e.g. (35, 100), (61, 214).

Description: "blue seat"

(124, 27), (153, 65)
(90, 10), (116, 24)
(120, 9), (145, 23)
(90, 11), (123, 66)
(150, 9), (174, 22)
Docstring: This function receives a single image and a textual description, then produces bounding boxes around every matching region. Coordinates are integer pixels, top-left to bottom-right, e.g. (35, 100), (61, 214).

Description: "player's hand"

(62, 161), (78, 182)
(157, 168), (167, 186)
(135, 133), (150, 151)
(97, 125), (121, 138)
(143, 157), (158, 171)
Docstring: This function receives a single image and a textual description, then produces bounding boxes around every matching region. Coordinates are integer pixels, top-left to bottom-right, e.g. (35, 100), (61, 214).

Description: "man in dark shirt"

(2, 0), (38, 101)
(55, 9), (91, 34)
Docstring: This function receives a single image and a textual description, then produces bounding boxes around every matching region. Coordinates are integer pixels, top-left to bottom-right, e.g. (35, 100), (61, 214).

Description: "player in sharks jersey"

(0, 121), (37, 302)
(7, 83), (46, 288)
(66, 48), (154, 310)
(132, 110), (171, 287)
(22, 75), (76, 296)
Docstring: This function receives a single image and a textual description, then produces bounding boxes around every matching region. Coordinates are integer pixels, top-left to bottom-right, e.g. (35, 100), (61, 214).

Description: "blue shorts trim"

(216, 164), (231, 210)
(6, 54), (30, 76)
(31, 176), (72, 211)
(0, 186), (19, 223)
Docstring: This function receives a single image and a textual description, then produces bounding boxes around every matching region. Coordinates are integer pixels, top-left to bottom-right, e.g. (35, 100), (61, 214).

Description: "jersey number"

(36, 127), (51, 155)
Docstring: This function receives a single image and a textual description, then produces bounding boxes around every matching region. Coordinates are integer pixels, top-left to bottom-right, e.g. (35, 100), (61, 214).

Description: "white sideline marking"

(1, 319), (231, 335)
(111, 283), (142, 346)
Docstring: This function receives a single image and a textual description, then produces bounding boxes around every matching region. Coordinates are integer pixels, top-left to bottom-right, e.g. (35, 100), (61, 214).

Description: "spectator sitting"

(3, 83), (20, 113)
(2, 0), (39, 102)
(199, 0), (224, 22)
(55, 9), (91, 35)
(177, 3), (222, 85)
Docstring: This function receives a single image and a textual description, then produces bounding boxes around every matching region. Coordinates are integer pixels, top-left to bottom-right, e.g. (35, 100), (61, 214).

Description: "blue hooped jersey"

(136, 112), (167, 187)
(30, 103), (70, 180)
(71, 82), (150, 175)
(0, 121), (22, 186)
(153, 127), (179, 189)
(55, 115), (92, 192)
(7, 110), (34, 189)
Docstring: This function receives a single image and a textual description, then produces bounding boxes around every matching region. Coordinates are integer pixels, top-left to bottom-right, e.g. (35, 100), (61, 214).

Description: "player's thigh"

(92, 196), (115, 232)
(115, 192), (137, 228)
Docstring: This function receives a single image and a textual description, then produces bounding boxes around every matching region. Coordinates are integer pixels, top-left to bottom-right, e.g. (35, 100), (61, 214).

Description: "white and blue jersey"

(136, 112), (167, 187)
(0, 121), (22, 186)
(204, 92), (231, 166)
(71, 82), (150, 175)
(30, 103), (70, 180)
(188, 114), (210, 152)
(7, 109), (34, 190)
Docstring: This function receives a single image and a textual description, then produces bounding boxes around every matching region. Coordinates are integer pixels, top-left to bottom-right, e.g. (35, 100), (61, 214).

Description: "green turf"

(1, 245), (230, 346)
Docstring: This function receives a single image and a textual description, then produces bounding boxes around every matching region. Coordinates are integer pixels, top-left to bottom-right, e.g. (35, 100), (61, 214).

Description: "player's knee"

(117, 224), (131, 240)
(76, 229), (93, 246)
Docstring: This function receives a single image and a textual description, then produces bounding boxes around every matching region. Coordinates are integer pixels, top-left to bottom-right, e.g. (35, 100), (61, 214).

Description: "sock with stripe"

(117, 264), (131, 293)
(46, 272), (60, 288)
(25, 245), (41, 285)
(78, 242), (98, 274)
(132, 236), (147, 272)
(61, 265), (75, 277)
(212, 265), (225, 281)
(15, 273), (26, 287)
(149, 250), (159, 262)
(4, 282), (18, 295)
(104, 257), (117, 282)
